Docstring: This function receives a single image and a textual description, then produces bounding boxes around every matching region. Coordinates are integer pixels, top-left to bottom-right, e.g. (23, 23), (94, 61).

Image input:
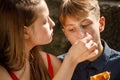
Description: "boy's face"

(62, 13), (105, 45)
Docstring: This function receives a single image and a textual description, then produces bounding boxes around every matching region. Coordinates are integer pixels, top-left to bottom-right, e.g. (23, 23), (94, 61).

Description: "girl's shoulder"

(0, 65), (12, 80)
(40, 51), (61, 74)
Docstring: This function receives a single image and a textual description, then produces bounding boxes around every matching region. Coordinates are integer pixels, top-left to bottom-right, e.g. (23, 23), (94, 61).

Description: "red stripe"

(8, 71), (19, 80)
(8, 53), (54, 79)
(46, 53), (54, 78)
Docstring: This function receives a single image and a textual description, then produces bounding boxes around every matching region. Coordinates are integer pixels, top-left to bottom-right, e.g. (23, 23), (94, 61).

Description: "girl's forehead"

(35, 1), (49, 17)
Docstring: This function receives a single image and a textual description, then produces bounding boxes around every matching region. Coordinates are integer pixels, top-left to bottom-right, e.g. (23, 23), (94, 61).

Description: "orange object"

(90, 71), (110, 80)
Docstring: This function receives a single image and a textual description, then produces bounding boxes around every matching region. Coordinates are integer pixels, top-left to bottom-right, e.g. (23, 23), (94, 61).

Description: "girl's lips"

(51, 33), (53, 36)
(51, 29), (53, 34)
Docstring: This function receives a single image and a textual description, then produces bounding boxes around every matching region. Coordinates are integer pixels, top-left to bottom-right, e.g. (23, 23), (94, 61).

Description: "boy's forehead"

(62, 10), (89, 22)
(63, 14), (96, 27)
(64, 15), (88, 23)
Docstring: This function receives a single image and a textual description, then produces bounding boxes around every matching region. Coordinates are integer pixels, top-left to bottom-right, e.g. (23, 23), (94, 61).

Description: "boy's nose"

(79, 28), (86, 38)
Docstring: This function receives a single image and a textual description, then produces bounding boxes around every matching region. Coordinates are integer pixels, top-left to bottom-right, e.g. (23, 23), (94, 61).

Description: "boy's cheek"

(70, 38), (78, 45)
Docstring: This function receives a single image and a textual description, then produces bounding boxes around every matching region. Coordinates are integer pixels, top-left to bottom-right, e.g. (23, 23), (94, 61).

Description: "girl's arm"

(53, 34), (98, 80)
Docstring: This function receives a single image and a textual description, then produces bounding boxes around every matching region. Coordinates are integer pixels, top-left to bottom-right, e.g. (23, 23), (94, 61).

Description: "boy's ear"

(24, 26), (30, 39)
(99, 16), (105, 32)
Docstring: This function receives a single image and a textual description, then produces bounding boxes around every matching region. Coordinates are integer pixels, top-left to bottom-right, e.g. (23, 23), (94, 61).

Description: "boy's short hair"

(59, 0), (100, 25)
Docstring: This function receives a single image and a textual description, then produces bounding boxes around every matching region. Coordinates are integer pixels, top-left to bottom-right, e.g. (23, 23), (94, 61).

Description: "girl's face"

(62, 13), (105, 45)
(25, 0), (55, 47)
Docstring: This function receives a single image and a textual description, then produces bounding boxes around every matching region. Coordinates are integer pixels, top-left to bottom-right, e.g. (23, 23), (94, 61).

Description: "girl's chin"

(44, 38), (53, 44)
(36, 37), (53, 46)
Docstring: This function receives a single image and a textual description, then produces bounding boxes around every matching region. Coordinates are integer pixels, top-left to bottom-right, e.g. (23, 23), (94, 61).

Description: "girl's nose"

(49, 17), (55, 28)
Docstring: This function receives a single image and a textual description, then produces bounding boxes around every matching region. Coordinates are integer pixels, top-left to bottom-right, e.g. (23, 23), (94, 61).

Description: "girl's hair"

(59, 0), (100, 25)
(0, 0), (51, 80)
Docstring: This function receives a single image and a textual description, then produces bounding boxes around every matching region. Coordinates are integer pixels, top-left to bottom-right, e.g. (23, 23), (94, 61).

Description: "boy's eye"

(69, 29), (74, 31)
(81, 25), (88, 28)
(64, 26), (76, 32)
(81, 23), (92, 28)
(68, 28), (76, 32)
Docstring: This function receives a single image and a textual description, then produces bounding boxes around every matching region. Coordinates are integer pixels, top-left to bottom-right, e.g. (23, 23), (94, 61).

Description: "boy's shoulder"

(57, 53), (67, 62)
(110, 49), (120, 60)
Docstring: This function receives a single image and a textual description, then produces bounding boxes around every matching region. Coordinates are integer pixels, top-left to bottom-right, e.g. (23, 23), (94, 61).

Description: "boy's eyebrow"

(81, 18), (92, 23)
(64, 24), (76, 27)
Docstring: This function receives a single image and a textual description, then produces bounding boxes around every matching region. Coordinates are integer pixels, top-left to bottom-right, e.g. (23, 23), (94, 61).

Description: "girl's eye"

(43, 20), (47, 24)
(43, 17), (48, 24)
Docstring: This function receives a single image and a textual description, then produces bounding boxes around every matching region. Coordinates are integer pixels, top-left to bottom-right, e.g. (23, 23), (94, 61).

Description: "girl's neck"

(14, 59), (30, 80)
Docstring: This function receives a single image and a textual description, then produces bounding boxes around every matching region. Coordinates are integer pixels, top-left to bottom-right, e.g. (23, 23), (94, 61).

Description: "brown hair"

(59, 0), (100, 25)
(0, 0), (51, 80)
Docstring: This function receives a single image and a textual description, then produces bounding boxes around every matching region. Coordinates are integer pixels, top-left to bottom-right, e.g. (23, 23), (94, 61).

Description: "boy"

(58, 0), (120, 80)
